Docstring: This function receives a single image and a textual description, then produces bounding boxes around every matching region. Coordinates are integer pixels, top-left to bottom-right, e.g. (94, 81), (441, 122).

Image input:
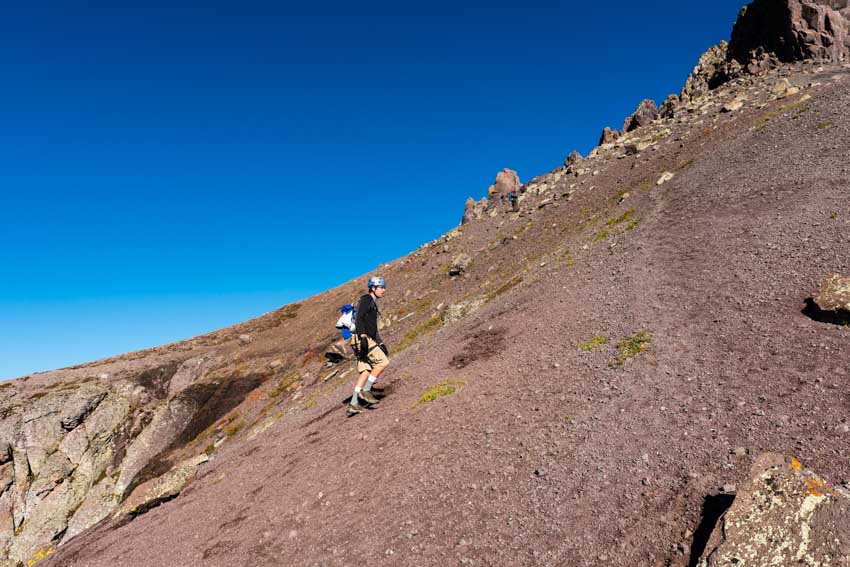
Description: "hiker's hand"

(379, 343), (389, 356)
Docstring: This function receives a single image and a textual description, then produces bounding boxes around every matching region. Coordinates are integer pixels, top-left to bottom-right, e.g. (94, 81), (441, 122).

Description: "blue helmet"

(367, 276), (386, 289)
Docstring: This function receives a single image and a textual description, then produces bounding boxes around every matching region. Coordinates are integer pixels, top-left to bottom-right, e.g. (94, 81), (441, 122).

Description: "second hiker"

(347, 276), (390, 415)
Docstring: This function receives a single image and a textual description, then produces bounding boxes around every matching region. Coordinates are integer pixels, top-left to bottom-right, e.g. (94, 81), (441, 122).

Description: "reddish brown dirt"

(43, 68), (850, 567)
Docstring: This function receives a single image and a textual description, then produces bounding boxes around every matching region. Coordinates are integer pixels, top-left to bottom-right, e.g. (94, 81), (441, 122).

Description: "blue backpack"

(335, 304), (356, 339)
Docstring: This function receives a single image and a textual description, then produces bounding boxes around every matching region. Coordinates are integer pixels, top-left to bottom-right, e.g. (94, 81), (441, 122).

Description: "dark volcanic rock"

(729, 0), (850, 64)
(622, 99), (658, 132)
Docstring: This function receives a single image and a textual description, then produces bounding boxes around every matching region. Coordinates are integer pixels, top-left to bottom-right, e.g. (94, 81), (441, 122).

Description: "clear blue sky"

(0, 0), (746, 379)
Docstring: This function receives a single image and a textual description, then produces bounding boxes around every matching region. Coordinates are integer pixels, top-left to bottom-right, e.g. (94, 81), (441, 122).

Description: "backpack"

(335, 304), (356, 339)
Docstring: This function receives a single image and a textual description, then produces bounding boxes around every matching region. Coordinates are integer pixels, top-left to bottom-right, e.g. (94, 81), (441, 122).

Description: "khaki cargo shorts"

(351, 336), (389, 373)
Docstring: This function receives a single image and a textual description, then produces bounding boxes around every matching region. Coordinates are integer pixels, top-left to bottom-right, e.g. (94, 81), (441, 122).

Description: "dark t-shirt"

(355, 294), (381, 342)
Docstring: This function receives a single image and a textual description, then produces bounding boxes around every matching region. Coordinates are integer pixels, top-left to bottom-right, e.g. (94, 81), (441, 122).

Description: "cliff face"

(729, 0), (850, 64)
(1, 2), (849, 566)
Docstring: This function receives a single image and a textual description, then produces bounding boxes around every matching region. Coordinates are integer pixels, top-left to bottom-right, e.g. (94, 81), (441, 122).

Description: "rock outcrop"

(697, 453), (850, 566)
(729, 0), (850, 64)
(461, 196), (488, 224)
(486, 168), (521, 200)
(679, 41), (729, 102)
(658, 94), (680, 118)
(564, 150), (583, 168)
(622, 99), (658, 132)
(0, 383), (126, 564)
(0, 354), (230, 565)
(598, 127), (619, 145)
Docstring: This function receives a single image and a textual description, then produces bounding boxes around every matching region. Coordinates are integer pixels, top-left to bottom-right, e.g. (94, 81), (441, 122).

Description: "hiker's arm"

(354, 296), (369, 336)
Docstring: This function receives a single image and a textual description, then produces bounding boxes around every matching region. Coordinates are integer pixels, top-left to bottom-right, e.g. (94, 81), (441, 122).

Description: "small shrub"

(304, 396), (317, 410)
(610, 331), (652, 368)
(410, 379), (467, 409)
(594, 230), (609, 242)
(817, 121), (833, 130)
(624, 219), (639, 231)
(579, 336), (608, 351)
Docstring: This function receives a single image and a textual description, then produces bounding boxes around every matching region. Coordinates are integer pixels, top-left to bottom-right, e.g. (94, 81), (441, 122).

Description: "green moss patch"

(579, 336), (608, 351)
(410, 379), (467, 409)
(610, 331), (652, 368)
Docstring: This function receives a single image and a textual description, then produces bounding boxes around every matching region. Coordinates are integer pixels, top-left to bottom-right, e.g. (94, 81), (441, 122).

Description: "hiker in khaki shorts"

(347, 276), (389, 415)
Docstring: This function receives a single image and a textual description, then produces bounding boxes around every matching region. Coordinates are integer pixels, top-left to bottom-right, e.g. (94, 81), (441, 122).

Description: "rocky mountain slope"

(1, 1), (848, 565)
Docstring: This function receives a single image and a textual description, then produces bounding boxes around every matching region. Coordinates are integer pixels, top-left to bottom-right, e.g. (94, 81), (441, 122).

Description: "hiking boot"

(358, 391), (380, 405)
(347, 402), (365, 416)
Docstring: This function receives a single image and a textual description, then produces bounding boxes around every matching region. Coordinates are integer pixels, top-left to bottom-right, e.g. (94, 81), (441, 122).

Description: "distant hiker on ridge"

(507, 190), (519, 212)
(347, 276), (389, 415)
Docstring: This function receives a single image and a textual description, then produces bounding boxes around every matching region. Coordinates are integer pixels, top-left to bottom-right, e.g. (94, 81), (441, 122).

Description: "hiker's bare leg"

(371, 366), (386, 379)
(355, 370), (371, 389)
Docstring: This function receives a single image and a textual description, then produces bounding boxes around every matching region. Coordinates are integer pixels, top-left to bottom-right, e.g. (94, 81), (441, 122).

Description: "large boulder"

(729, 0), (850, 64)
(697, 453), (850, 566)
(486, 168), (521, 200)
(814, 273), (850, 313)
(622, 99), (658, 132)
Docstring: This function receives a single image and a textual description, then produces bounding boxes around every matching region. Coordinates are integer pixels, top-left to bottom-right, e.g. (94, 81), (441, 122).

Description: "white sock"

(352, 386), (362, 404)
(363, 375), (377, 392)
